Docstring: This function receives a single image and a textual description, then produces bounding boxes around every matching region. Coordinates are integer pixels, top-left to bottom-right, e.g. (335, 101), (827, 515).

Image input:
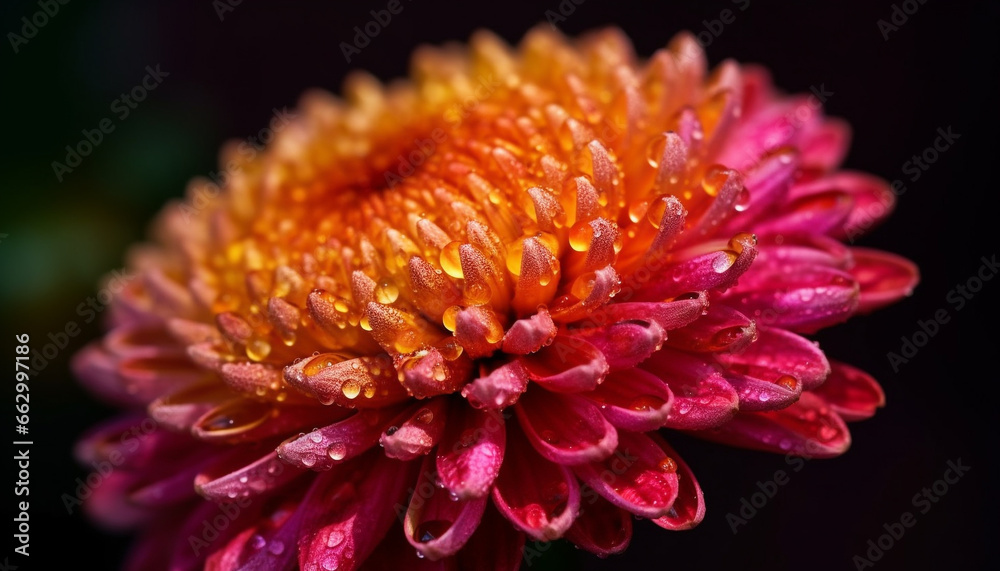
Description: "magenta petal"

(71, 343), (138, 407)
(564, 496), (632, 556)
(381, 398), (448, 461)
(695, 391), (851, 457)
(461, 359), (529, 409)
(405, 454), (488, 560)
(196, 449), (304, 501)
(666, 304), (757, 354)
(811, 360), (885, 421)
(299, 452), (420, 571)
(723, 369), (802, 412)
(644, 348), (739, 430)
(638, 234), (757, 299)
(435, 404), (506, 500)
(492, 426), (581, 541)
(720, 265), (859, 333)
(789, 171), (896, 240)
(799, 119), (850, 169)
(584, 369), (674, 432)
(574, 431), (679, 519)
(516, 389), (618, 465)
(277, 404), (409, 470)
(501, 308), (557, 355)
(588, 293), (708, 332)
(284, 352), (410, 407)
(716, 326), (831, 391)
(520, 335), (609, 393)
(572, 319), (666, 370)
(849, 247), (919, 313)
(718, 148), (798, 235)
(649, 434), (705, 530)
(755, 191), (854, 237)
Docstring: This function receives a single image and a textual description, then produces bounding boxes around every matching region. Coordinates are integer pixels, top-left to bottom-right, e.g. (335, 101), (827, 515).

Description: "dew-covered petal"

(515, 389), (618, 465)
(643, 348), (739, 430)
(276, 404), (409, 471)
(694, 391), (851, 457)
(849, 247), (919, 313)
(573, 431), (679, 519)
(571, 318), (666, 370)
(435, 404), (506, 500)
(564, 496), (632, 557)
(716, 326), (831, 391)
(584, 369), (674, 431)
(380, 398), (449, 461)
(492, 426), (581, 541)
(810, 360), (885, 421)
(648, 434), (705, 530)
(461, 358), (530, 410)
(405, 454), (488, 560)
(519, 335), (609, 393)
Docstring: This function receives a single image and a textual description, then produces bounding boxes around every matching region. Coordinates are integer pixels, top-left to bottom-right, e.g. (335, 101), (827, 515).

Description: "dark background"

(1, 0), (996, 569)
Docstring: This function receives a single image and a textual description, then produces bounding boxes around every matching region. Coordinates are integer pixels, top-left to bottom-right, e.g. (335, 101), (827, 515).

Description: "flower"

(72, 26), (918, 570)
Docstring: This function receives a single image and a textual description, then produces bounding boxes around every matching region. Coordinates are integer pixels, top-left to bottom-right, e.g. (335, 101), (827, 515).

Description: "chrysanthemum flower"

(73, 27), (918, 570)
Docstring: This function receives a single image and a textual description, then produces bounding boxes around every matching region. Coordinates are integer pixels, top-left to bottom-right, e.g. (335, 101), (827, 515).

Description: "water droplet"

(328, 442), (347, 461)
(570, 272), (597, 300)
(342, 381), (361, 399)
(374, 280), (399, 304)
(326, 530), (344, 548)
(251, 534), (266, 550)
(701, 165), (729, 197)
(645, 132), (670, 168)
(385, 425), (399, 436)
(712, 250), (738, 273)
(442, 305), (461, 332)
(734, 186), (751, 211)
(415, 519), (452, 543)
(629, 395), (667, 412)
(568, 222), (594, 252)
(415, 408), (434, 424)
(657, 456), (677, 472)
(440, 242), (465, 279)
(775, 375), (798, 391)
(268, 540), (285, 555)
(246, 338), (272, 361)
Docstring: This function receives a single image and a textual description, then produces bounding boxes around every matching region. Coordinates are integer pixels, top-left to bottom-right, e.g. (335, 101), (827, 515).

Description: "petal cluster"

(73, 26), (917, 570)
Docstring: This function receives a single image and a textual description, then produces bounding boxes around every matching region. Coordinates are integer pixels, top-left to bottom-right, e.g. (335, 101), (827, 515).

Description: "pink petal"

(716, 326), (831, 391)
(571, 319), (666, 370)
(718, 148), (799, 235)
(644, 348), (739, 430)
(648, 434), (705, 530)
(405, 454), (488, 560)
(789, 172), (896, 240)
(460, 359), (529, 410)
(298, 452), (420, 571)
(573, 431), (679, 519)
(584, 369), (674, 432)
(195, 448), (305, 502)
(587, 293), (708, 332)
(564, 496), (631, 556)
(810, 360), (886, 421)
(277, 404), (409, 470)
(548, 266), (621, 323)
(395, 346), (475, 399)
(722, 369), (802, 412)
(500, 308), (557, 355)
(636, 234), (757, 299)
(193, 400), (349, 444)
(849, 247), (919, 313)
(720, 265), (859, 333)
(520, 335), (609, 393)
(381, 398), (449, 461)
(754, 191), (854, 237)
(492, 426), (581, 541)
(435, 404), (506, 500)
(284, 353), (410, 407)
(515, 389), (618, 465)
(799, 118), (850, 169)
(695, 391), (851, 457)
(665, 304), (757, 354)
